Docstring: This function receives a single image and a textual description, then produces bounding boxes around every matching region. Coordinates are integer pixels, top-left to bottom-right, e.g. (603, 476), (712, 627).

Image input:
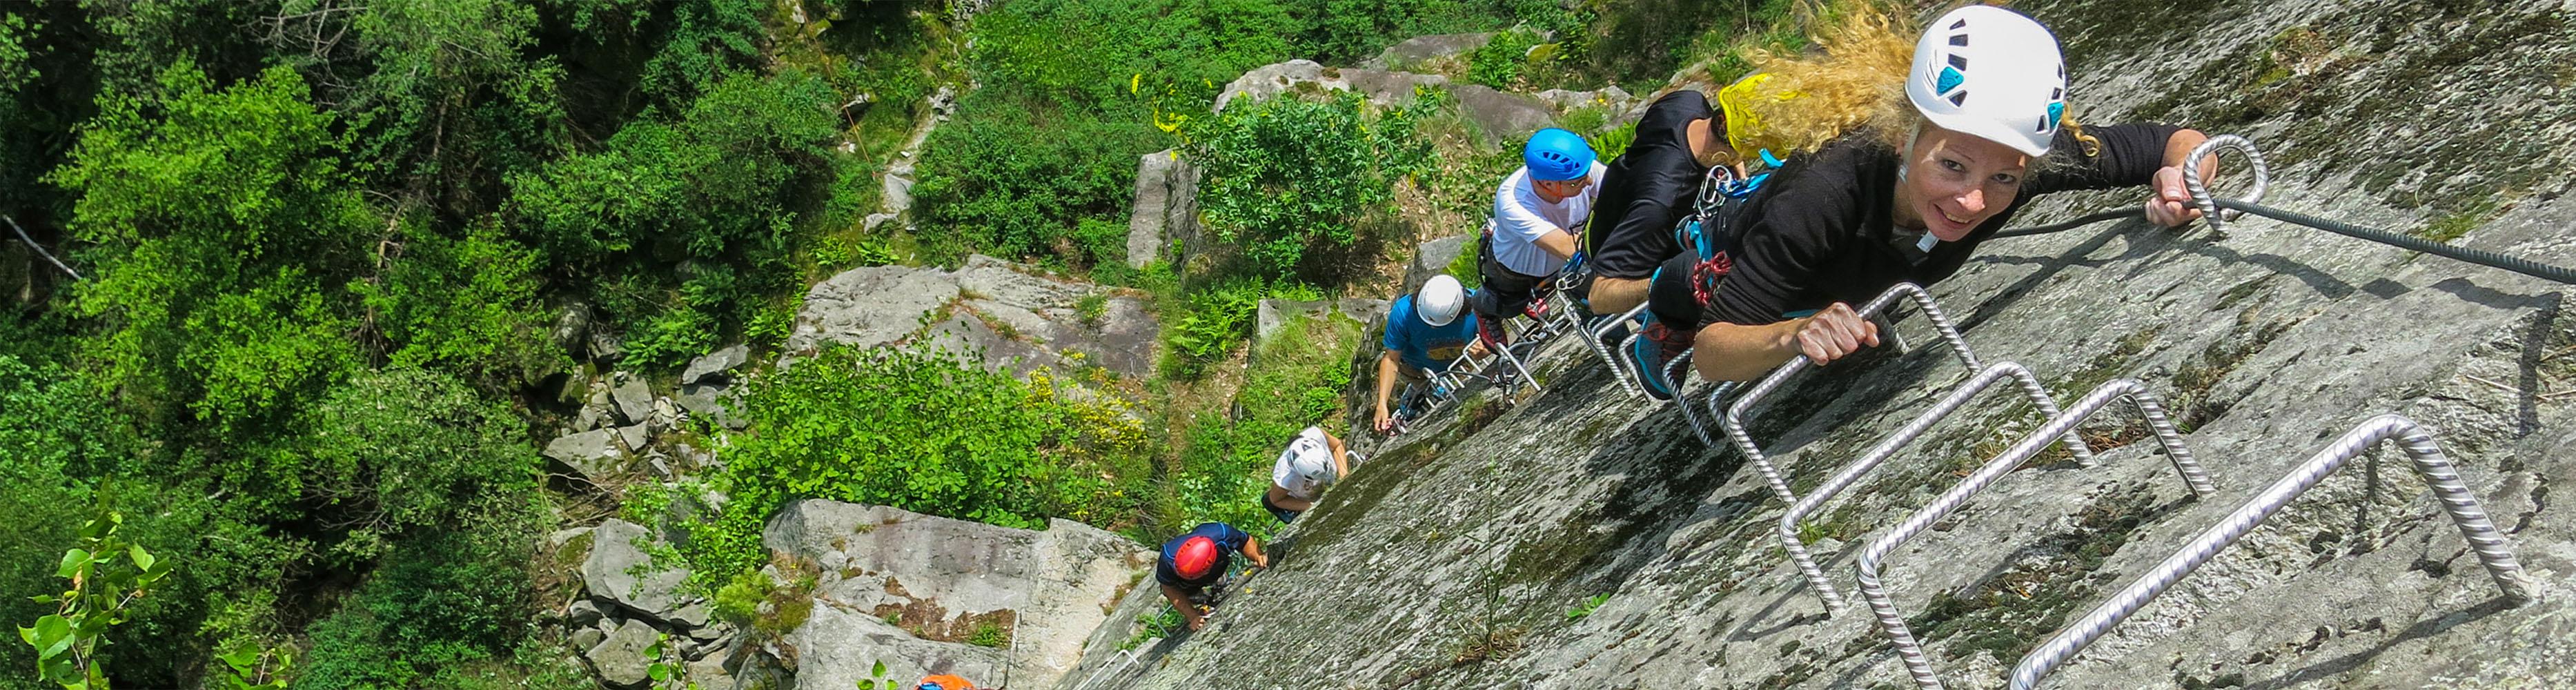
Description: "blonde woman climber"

(1615, 3), (2217, 392)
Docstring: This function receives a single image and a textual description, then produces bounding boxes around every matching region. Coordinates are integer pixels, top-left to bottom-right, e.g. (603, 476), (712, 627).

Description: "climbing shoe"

(1631, 318), (1691, 402)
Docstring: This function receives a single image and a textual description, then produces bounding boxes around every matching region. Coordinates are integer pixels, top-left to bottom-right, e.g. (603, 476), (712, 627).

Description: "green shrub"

(663, 345), (1151, 588)
(1445, 233), (1482, 288)
(507, 68), (839, 366)
(910, 90), (1166, 267)
(1187, 90), (1435, 277)
(50, 63), (368, 443)
(293, 368), (540, 564)
(293, 521), (540, 690)
(353, 217), (564, 388)
(1161, 280), (1268, 377)
(1467, 27), (1544, 88)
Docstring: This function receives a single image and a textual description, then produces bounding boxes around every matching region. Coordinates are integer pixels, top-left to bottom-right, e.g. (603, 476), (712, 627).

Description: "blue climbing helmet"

(1522, 128), (1595, 181)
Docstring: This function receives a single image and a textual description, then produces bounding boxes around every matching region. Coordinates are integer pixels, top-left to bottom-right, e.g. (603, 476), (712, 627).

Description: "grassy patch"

(2414, 196), (2503, 244)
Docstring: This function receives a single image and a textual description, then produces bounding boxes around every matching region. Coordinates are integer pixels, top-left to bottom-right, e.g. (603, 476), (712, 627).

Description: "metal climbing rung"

(1851, 378), (2216, 690)
(1778, 362), (2109, 614)
(1072, 648), (1146, 690)
(1717, 283), (2095, 508)
(2007, 413), (2531, 690)
(1582, 303), (1651, 398)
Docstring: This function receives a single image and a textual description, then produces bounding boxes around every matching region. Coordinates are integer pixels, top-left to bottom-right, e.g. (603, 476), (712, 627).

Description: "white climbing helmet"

(1905, 5), (2068, 157)
(1418, 275), (1466, 327)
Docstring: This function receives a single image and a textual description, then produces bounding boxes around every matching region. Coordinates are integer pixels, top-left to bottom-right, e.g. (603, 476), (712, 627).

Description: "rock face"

(1126, 149), (1201, 268)
(1361, 32), (1495, 71)
(791, 256), (1160, 379)
(1071, 3), (2576, 689)
(1214, 59), (1555, 141)
(1403, 234), (1471, 295)
(762, 501), (1154, 690)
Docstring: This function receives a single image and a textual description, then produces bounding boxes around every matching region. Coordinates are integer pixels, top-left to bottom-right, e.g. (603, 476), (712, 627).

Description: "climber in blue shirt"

(1373, 274), (1487, 433)
(1155, 522), (1267, 631)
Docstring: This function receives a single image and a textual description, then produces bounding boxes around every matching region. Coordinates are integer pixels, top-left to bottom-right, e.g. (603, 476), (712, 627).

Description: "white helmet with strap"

(1905, 5), (2067, 157)
(1417, 274), (1466, 327)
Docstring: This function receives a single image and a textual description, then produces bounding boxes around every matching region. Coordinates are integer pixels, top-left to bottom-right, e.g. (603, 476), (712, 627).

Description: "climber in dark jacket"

(1622, 5), (2219, 393)
(1154, 522), (1267, 631)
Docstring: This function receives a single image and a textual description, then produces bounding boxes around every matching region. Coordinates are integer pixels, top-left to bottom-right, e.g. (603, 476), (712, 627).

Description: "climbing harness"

(1992, 135), (2576, 285)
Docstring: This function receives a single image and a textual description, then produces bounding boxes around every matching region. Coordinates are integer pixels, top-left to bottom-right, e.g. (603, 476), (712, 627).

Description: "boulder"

(792, 257), (1161, 380)
(581, 520), (693, 622)
(567, 599), (605, 629)
(576, 387), (614, 431)
(1125, 149), (1201, 268)
(789, 264), (962, 354)
(611, 374), (652, 426)
(589, 329), (624, 363)
(542, 428), (623, 480)
(675, 383), (745, 430)
(569, 626), (607, 653)
(763, 501), (1153, 690)
(1404, 234), (1472, 295)
(551, 301), (593, 358)
(1215, 59), (1448, 112)
(1445, 83), (1557, 140)
(614, 424), (649, 454)
(685, 655), (735, 690)
(1364, 32), (1496, 70)
(584, 619), (657, 689)
(682, 344), (751, 385)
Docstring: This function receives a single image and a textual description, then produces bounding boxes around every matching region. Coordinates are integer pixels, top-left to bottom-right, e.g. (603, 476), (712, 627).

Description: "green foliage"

(292, 368), (540, 564)
(50, 63), (368, 442)
(214, 642), (292, 690)
(555, 0), (767, 109)
(910, 89), (1166, 267)
(1444, 233), (1483, 288)
(1187, 90), (1434, 277)
(353, 217), (564, 388)
(965, 621), (1010, 648)
(1565, 593), (1610, 620)
(19, 511), (174, 690)
(1467, 28), (1544, 88)
(293, 521), (538, 690)
(663, 346), (1151, 587)
(507, 69), (839, 367)
(1172, 312), (1359, 533)
(1162, 281), (1268, 377)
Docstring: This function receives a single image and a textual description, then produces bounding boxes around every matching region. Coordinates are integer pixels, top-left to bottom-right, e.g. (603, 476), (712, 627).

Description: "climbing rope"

(1989, 135), (2576, 285)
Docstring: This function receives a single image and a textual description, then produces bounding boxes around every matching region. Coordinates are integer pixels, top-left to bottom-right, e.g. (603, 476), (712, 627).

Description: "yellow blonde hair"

(1720, 1), (2101, 159)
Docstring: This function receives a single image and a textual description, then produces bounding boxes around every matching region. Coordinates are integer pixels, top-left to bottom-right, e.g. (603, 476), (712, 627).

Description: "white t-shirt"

(1488, 161), (1609, 277)
(1271, 426), (1337, 501)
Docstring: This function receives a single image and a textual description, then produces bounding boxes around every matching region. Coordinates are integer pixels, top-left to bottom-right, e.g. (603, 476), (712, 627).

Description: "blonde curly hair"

(1719, 1), (2101, 159)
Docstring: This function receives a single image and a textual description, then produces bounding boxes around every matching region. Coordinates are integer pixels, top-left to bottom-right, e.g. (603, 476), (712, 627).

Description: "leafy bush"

(507, 68), (839, 367)
(50, 63), (369, 442)
(352, 217), (564, 388)
(663, 346), (1151, 587)
(1188, 90), (1435, 277)
(1467, 27), (1544, 88)
(294, 522), (539, 690)
(1161, 281), (1268, 377)
(292, 368), (540, 564)
(910, 90), (1166, 267)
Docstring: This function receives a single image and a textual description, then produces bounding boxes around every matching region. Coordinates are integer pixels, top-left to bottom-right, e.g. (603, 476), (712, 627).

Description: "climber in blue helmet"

(1612, 5), (2218, 393)
(1466, 127), (1604, 348)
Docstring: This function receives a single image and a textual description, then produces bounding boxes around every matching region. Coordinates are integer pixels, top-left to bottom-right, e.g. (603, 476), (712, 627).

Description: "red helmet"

(1174, 535), (1220, 580)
